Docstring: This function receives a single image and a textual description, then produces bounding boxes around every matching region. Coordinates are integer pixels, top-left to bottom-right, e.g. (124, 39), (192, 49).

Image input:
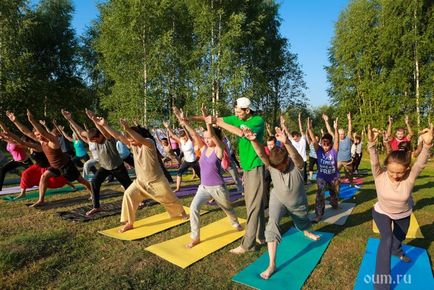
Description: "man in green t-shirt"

(207, 97), (266, 254)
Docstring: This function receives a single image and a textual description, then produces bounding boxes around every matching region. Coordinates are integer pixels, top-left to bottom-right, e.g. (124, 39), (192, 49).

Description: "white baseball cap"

(236, 97), (256, 111)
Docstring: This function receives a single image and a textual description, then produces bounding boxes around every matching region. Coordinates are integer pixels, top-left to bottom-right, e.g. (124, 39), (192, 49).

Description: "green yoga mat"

(232, 228), (334, 290)
(2, 186), (85, 201)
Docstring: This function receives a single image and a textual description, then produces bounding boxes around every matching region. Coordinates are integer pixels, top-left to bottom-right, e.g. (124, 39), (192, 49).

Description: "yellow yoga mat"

(98, 206), (207, 241)
(373, 213), (424, 239)
(146, 217), (247, 268)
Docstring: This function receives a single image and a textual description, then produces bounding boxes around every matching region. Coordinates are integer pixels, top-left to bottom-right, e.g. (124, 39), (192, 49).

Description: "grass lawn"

(0, 157), (433, 289)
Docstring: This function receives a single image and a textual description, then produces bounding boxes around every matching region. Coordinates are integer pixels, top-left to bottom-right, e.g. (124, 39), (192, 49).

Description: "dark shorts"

(48, 160), (80, 182)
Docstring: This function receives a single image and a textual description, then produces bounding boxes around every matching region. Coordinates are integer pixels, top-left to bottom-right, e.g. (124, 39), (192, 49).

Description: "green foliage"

(0, 0), (93, 124)
(92, 0), (307, 126)
(327, 0), (434, 133)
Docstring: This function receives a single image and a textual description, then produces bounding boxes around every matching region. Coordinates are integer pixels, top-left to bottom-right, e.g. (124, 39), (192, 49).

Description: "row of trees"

(1, 0), (94, 123)
(91, 0), (307, 126)
(2, 0), (432, 136)
(327, 0), (434, 133)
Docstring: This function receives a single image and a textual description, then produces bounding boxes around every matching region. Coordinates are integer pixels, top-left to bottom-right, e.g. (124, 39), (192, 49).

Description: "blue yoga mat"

(354, 238), (434, 290)
(232, 228), (334, 290)
(325, 183), (361, 199)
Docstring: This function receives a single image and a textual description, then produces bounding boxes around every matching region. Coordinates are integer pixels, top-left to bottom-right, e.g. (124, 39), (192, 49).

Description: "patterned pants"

(315, 177), (340, 217)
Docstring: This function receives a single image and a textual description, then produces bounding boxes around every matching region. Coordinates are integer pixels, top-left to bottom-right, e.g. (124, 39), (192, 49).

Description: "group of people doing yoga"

(0, 97), (432, 287)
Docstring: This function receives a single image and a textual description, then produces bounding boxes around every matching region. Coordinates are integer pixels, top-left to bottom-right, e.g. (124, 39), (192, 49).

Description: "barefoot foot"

(85, 208), (101, 217)
(118, 223), (134, 233)
(304, 230), (320, 241)
(185, 239), (200, 248)
(30, 200), (44, 207)
(233, 223), (243, 231)
(260, 265), (276, 280)
(181, 211), (189, 220)
(230, 246), (248, 254)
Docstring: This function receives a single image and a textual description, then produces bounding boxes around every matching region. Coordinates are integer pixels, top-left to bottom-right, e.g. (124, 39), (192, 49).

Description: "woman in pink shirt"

(0, 138), (32, 191)
(367, 124), (432, 290)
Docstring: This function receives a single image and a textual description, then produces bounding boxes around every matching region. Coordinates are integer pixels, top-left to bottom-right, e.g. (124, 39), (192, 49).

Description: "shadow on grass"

(23, 190), (123, 211)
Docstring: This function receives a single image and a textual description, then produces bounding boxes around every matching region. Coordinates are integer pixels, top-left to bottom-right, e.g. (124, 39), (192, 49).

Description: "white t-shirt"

(290, 135), (307, 162)
(180, 139), (196, 162)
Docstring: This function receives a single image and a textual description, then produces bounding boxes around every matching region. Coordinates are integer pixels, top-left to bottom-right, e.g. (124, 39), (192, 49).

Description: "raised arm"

(280, 115), (291, 137)
(298, 113), (305, 137)
(242, 128), (269, 167)
(307, 118), (319, 152)
(405, 115), (414, 140)
(333, 118), (339, 151)
(322, 114), (334, 136)
(27, 110), (58, 144)
(39, 120), (51, 133)
(85, 109), (111, 139)
(408, 124), (433, 181)
(265, 122), (273, 137)
(347, 112), (353, 140)
(94, 117), (129, 144)
(382, 130), (392, 155)
(61, 109), (88, 139)
(53, 121), (73, 142)
(276, 127), (304, 169)
(173, 106), (205, 150)
(367, 125), (383, 178)
(201, 105), (224, 158)
(163, 121), (181, 144)
(1, 131), (41, 151)
(120, 119), (155, 148)
(215, 117), (244, 137)
(387, 116), (393, 138)
(6, 111), (38, 142)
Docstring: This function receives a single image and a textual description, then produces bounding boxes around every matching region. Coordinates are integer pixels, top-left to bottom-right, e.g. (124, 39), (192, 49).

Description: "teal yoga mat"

(232, 228), (334, 290)
(354, 238), (433, 290)
(2, 186), (85, 201)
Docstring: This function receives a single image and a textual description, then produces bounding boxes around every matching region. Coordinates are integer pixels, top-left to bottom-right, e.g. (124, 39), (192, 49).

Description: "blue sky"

(35, 0), (350, 108)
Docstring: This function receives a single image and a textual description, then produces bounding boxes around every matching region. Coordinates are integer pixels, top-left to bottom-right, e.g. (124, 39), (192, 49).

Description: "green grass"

(0, 159), (432, 289)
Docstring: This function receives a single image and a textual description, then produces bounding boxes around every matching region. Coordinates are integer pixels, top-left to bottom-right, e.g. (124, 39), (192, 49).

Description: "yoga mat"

(0, 186), (38, 196)
(325, 183), (361, 200)
(58, 198), (126, 222)
(340, 177), (364, 185)
(309, 202), (356, 225)
(354, 238), (433, 290)
(145, 217), (246, 268)
(99, 206), (207, 241)
(373, 213), (424, 239)
(2, 186), (85, 201)
(232, 228), (334, 290)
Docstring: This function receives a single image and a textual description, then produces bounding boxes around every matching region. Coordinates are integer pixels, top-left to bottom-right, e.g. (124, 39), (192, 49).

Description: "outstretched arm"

(243, 128), (269, 167)
(173, 106), (205, 150)
(94, 117), (129, 144)
(120, 119), (155, 148)
(307, 118), (319, 152)
(405, 115), (414, 140)
(387, 116), (393, 138)
(85, 109), (111, 139)
(163, 121), (181, 144)
(322, 114), (334, 136)
(6, 111), (38, 142)
(347, 112), (353, 140)
(276, 127), (304, 169)
(1, 131), (41, 151)
(61, 109), (88, 139)
(27, 110), (58, 144)
(367, 125), (383, 178)
(298, 113), (305, 136)
(333, 118), (339, 151)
